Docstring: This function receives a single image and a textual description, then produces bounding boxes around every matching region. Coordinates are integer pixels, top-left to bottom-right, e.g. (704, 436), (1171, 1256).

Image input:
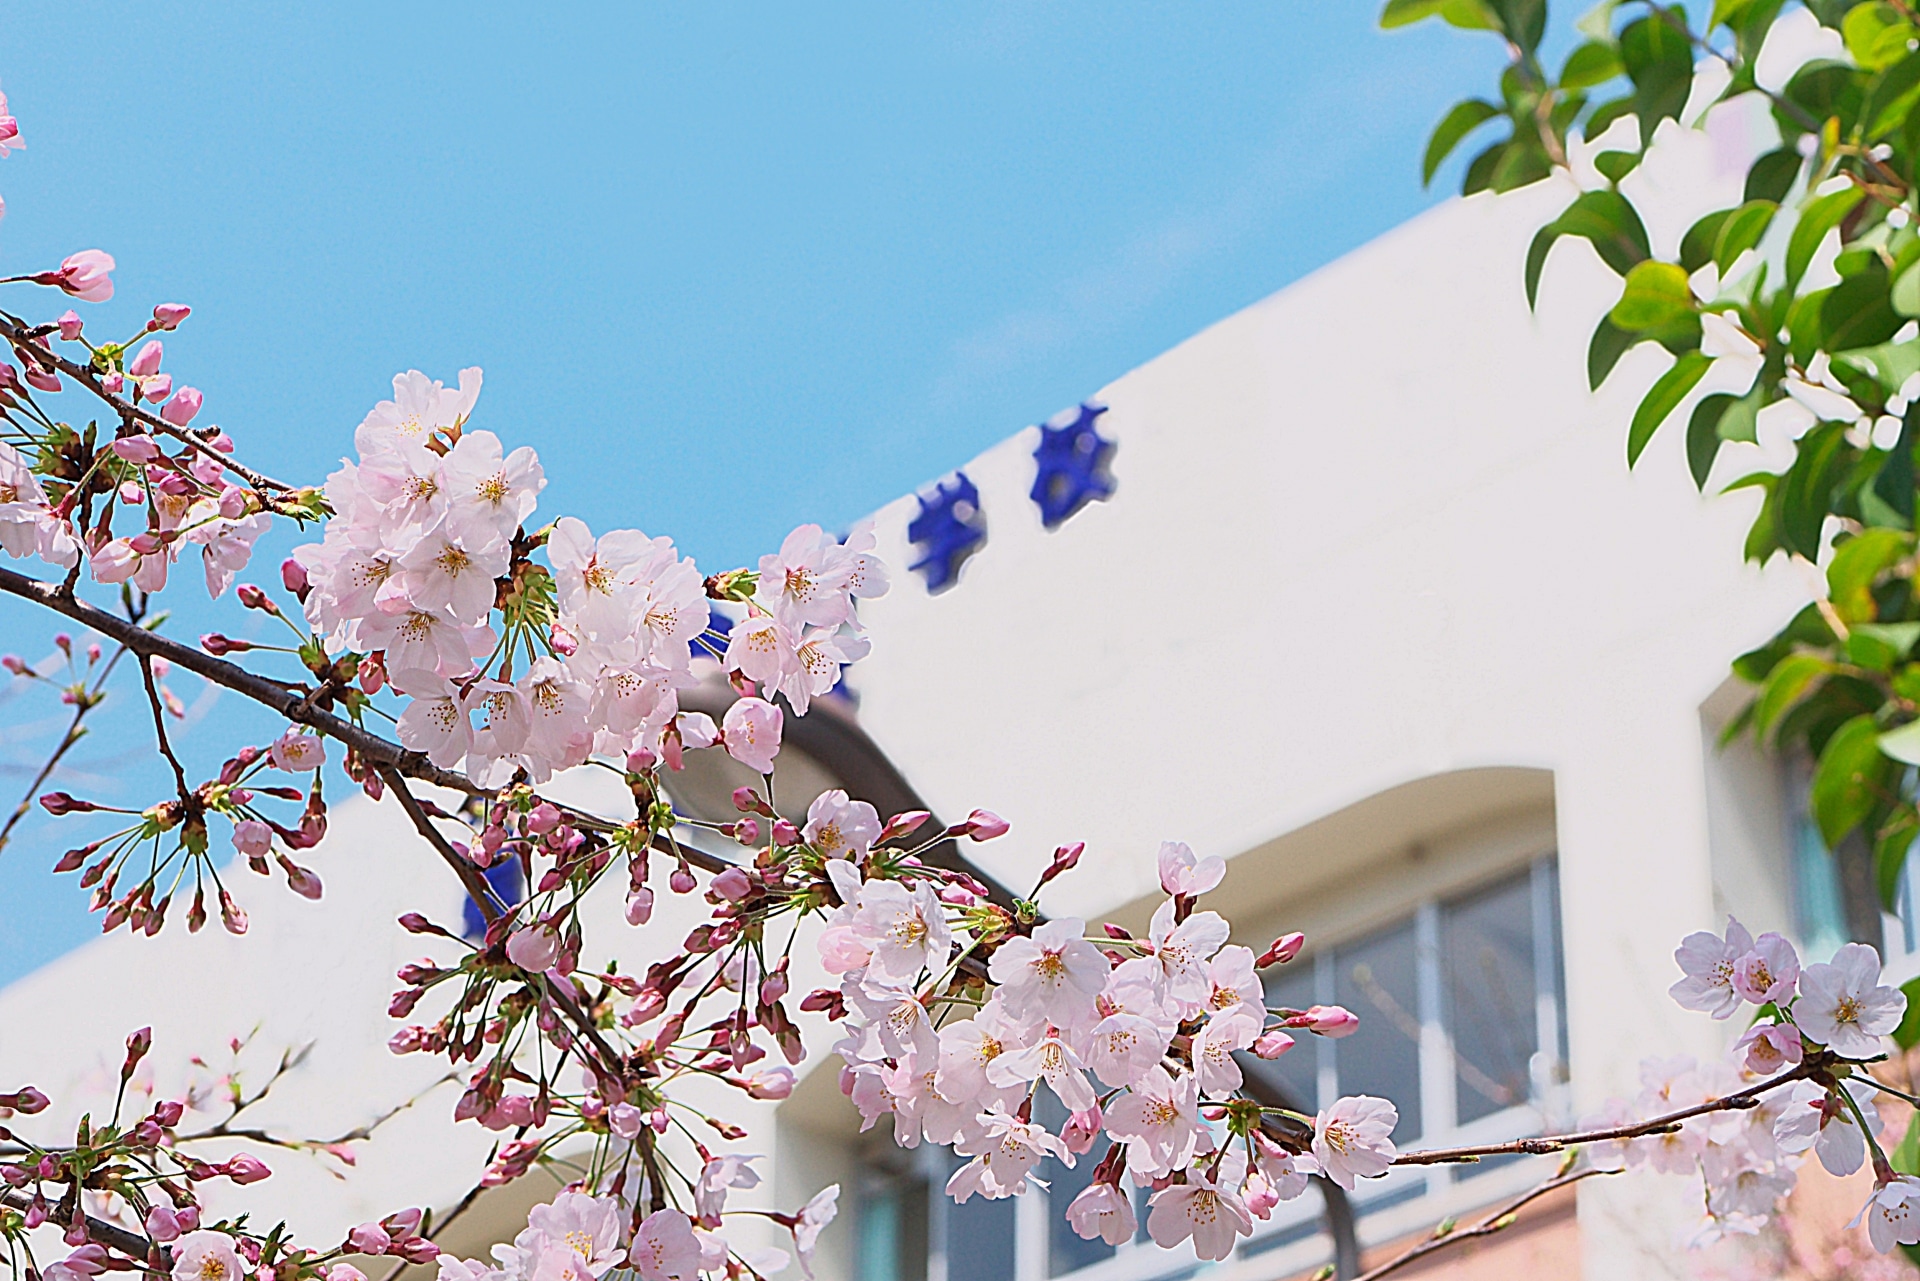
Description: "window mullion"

(1414, 899), (1452, 1195)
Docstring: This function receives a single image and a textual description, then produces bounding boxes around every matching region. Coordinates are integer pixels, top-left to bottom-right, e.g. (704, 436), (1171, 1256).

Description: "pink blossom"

(1314, 1094), (1397, 1189)
(1733, 932), (1800, 1006)
(1147, 1173), (1254, 1261)
(721, 696), (782, 773)
(1065, 1182), (1136, 1246)
(268, 728), (325, 771)
(152, 304), (191, 330)
(1735, 1022), (1804, 1075)
(169, 1232), (242, 1281)
(1287, 1004), (1360, 1038)
(791, 1186), (839, 1280)
(56, 310), (81, 340)
(625, 887), (655, 926)
(347, 1223), (392, 1255)
(507, 923), (562, 973)
(129, 341), (163, 378)
(988, 916), (1109, 1027)
(1797, 943), (1907, 1057)
(232, 820), (272, 858)
(803, 789), (881, 861)
(1157, 839), (1226, 897)
(1670, 916), (1754, 1020)
(49, 250), (115, 302)
(160, 387), (203, 426)
(746, 1066), (796, 1100)
(225, 1154), (271, 1184)
(628, 1209), (701, 1281)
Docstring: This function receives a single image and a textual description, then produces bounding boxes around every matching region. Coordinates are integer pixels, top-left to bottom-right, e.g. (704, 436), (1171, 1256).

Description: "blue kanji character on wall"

(908, 472), (986, 593)
(1030, 400), (1116, 528)
(463, 858), (524, 940)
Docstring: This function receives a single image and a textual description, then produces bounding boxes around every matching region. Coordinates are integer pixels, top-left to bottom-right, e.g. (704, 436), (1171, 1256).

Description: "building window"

(1245, 856), (1569, 1203)
(848, 855), (1568, 1280)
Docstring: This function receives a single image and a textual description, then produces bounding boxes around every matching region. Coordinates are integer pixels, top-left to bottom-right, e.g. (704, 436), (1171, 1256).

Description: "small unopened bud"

(731, 816), (760, 845)
(670, 866), (697, 895)
(225, 1154), (271, 1184)
(39, 792), (94, 815)
(151, 304), (191, 330)
(1285, 1004), (1360, 1038)
(1252, 1030), (1297, 1059)
(123, 1026), (153, 1077)
(236, 584), (280, 614)
(961, 809), (1009, 841)
(201, 632), (253, 656)
(879, 809), (931, 841)
(281, 557), (310, 599)
(771, 819), (799, 846)
(56, 310), (83, 340)
(1257, 932), (1306, 968)
(526, 803), (562, 835)
(145, 1205), (181, 1242)
(712, 867), (753, 901)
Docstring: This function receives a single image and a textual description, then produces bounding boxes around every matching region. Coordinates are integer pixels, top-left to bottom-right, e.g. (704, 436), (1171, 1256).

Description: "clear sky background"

(0, 4), (1510, 985)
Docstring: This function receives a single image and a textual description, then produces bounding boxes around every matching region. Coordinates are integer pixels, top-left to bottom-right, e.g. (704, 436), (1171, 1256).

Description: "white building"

(4, 82), (1907, 1281)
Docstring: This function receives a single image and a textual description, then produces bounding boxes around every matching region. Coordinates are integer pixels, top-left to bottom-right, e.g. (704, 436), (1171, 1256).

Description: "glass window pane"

(1333, 921), (1422, 1142)
(1442, 873), (1537, 1126)
(1247, 962), (1320, 1115)
(947, 1193), (1016, 1281)
(857, 1156), (928, 1281)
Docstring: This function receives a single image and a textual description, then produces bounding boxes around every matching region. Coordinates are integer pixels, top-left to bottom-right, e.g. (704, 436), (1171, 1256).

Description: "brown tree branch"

(0, 1188), (161, 1265)
(1349, 1167), (1610, 1281)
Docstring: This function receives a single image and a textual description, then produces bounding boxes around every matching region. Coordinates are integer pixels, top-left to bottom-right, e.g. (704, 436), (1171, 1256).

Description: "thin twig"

(1389, 1060), (1816, 1167)
(1350, 1167), (1611, 1281)
(378, 766), (501, 924)
(0, 1188), (160, 1263)
(0, 564), (479, 794)
(138, 651), (190, 802)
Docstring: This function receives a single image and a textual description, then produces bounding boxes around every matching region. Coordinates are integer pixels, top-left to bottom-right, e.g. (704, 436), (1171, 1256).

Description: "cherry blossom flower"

(440, 430), (545, 544)
(722, 696), (782, 773)
(989, 917), (1110, 1028)
(754, 523), (885, 629)
(1734, 1023), (1803, 1075)
(1104, 1065), (1203, 1178)
(946, 1106), (1068, 1201)
(1066, 1182), (1137, 1246)
(1147, 1172), (1254, 1261)
(169, 1232), (242, 1281)
(48, 250), (115, 302)
(791, 1186), (839, 1280)
(524, 1193), (624, 1277)
(1775, 1079), (1883, 1177)
(506, 923), (561, 973)
(1084, 1008), (1172, 1088)
(1854, 1177), (1920, 1254)
(1669, 917), (1755, 1020)
(693, 1155), (762, 1224)
(269, 728), (326, 772)
(394, 671), (474, 768)
(803, 789), (881, 862)
(1193, 1007), (1260, 1096)
(1146, 898), (1230, 1010)
(360, 607), (494, 678)
(1157, 840), (1225, 897)
(935, 1001), (1030, 1104)
(628, 1209), (701, 1281)
(1732, 933), (1799, 1006)
(1313, 1094), (1398, 1190)
(987, 1025), (1097, 1112)
(393, 524), (509, 623)
(1796, 943), (1907, 1058)
(779, 625), (868, 714)
(723, 611), (796, 688)
(356, 368), (482, 457)
(852, 878), (952, 983)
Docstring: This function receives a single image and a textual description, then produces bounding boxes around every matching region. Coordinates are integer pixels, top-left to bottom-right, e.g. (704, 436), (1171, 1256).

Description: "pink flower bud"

(1257, 932), (1306, 968)
(128, 341), (163, 378)
(609, 1102), (644, 1139)
(745, 1066), (796, 1100)
(281, 557), (309, 596)
(1252, 1030), (1297, 1059)
(111, 435), (162, 464)
(732, 816), (760, 845)
(160, 386), (202, 426)
(225, 1154), (271, 1184)
(46, 250), (115, 302)
(880, 809), (931, 841)
(232, 820), (272, 857)
(52, 311), (83, 342)
(506, 923), (561, 972)
(145, 1206), (181, 1242)
(140, 373), (173, 403)
(1, 654), (26, 676)
(712, 867), (752, 901)
(327, 1266), (368, 1281)
(153, 1099), (183, 1126)
(175, 1206), (200, 1232)
(1062, 1105), (1102, 1154)
(1285, 1004), (1360, 1038)
(39, 792), (93, 815)
(771, 819), (799, 846)
(963, 809), (1009, 841)
(151, 304), (191, 330)
(201, 633), (253, 656)
(760, 969), (789, 1006)
(625, 887), (655, 926)
(526, 803), (562, 835)
(346, 1223), (391, 1255)
(7, 1087), (49, 1114)
(670, 866), (697, 895)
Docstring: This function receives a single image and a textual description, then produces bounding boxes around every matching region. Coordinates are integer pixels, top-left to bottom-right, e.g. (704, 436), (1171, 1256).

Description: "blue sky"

(0, 4), (1506, 985)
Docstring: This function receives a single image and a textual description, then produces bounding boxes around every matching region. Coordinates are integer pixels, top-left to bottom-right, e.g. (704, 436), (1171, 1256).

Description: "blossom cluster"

(814, 836), (1382, 1262)
(1573, 917), (1916, 1252)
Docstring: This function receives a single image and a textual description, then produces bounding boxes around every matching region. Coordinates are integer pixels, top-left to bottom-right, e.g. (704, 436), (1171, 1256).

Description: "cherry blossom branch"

(175, 1069), (458, 1151)
(1345, 1166), (1611, 1281)
(376, 766), (501, 924)
(0, 1189), (158, 1264)
(0, 564), (480, 794)
(137, 651), (190, 803)
(1387, 1059), (1817, 1167)
(0, 312), (297, 497)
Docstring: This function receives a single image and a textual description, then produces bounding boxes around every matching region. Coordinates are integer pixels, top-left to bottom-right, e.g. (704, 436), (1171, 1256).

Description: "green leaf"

(1611, 260), (1696, 332)
(1593, 149), (1639, 181)
(1584, 94), (1636, 142)
(1686, 393), (1733, 489)
(1461, 139), (1506, 196)
(1895, 976), (1920, 1051)
(1490, 0), (1547, 51)
(1875, 406), (1920, 526)
(1845, 2), (1915, 72)
(1619, 9), (1696, 143)
(1744, 148), (1802, 204)
(1679, 210), (1731, 273)
(1822, 263), (1902, 351)
(1893, 261), (1920, 317)
(1754, 652), (1834, 736)
(1628, 350), (1710, 466)
(1810, 712), (1889, 848)
(1588, 314), (1637, 389)
(1717, 382), (1767, 445)
(1561, 40), (1625, 89)
(1526, 190), (1652, 306)
(1381, 0), (1499, 28)
(1786, 187), (1865, 290)
(1712, 200), (1777, 273)
(1829, 526), (1914, 618)
(1867, 49), (1920, 137)
(1878, 812), (1919, 909)
(1489, 140), (1551, 192)
(1423, 99), (1502, 186)
(1780, 422), (1850, 558)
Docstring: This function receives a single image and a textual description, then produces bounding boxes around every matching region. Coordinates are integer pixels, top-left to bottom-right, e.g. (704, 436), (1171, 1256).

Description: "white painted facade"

(3, 81), (1895, 1280)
